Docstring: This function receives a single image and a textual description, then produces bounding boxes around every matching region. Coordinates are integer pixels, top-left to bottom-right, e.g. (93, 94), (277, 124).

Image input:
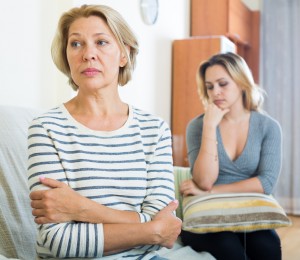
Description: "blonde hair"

(197, 52), (264, 111)
(51, 4), (139, 90)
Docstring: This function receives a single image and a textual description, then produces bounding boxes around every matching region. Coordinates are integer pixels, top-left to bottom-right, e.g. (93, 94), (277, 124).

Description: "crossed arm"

(30, 177), (141, 225)
(30, 181), (181, 255)
(28, 119), (182, 258)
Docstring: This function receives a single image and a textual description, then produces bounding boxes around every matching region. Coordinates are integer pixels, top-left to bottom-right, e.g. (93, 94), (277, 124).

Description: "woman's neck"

(223, 109), (250, 124)
(66, 90), (127, 117)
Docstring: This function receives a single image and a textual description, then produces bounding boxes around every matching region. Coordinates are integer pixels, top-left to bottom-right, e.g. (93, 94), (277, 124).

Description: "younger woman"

(180, 52), (282, 260)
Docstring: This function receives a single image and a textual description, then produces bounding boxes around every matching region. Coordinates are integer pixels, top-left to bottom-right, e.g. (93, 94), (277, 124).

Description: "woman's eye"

(97, 40), (108, 46)
(219, 82), (228, 87)
(206, 85), (213, 90)
(70, 41), (81, 48)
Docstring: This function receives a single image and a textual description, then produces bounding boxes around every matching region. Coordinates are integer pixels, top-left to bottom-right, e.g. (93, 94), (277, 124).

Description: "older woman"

(28, 5), (181, 259)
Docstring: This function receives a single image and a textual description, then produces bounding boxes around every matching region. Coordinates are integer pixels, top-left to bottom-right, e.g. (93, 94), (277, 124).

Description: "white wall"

(0, 0), (72, 109)
(242, 0), (261, 11)
(0, 0), (189, 125)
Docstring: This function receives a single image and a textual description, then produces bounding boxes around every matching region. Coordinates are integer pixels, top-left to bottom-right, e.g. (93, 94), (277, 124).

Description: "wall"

(0, 0), (72, 109)
(242, 0), (261, 10)
(0, 0), (190, 125)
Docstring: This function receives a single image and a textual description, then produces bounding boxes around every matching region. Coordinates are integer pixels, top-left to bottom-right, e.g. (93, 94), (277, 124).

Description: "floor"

(277, 215), (300, 260)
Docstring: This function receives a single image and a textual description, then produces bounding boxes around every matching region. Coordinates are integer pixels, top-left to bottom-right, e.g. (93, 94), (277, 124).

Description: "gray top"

(186, 111), (282, 194)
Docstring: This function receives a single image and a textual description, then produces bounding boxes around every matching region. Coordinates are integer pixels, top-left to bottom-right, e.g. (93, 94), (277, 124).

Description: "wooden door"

(171, 36), (235, 166)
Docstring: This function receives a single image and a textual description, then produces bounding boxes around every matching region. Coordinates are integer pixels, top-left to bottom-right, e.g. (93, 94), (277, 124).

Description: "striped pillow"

(182, 193), (292, 233)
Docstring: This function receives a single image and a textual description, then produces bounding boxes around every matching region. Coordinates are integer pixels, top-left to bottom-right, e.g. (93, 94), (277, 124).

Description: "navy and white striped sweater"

(27, 104), (175, 259)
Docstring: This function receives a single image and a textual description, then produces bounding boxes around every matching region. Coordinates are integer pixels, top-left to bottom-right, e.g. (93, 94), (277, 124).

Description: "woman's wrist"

(203, 116), (218, 130)
(203, 118), (218, 130)
(202, 123), (217, 139)
(74, 196), (95, 222)
(142, 221), (162, 245)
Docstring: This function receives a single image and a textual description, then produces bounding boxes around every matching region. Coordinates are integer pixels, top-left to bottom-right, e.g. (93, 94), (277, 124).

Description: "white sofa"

(0, 106), (42, 260)
(0, 105), (214, 260)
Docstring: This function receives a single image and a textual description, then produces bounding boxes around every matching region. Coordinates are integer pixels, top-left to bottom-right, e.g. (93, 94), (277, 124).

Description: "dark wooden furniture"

(171, 0), (260, 166)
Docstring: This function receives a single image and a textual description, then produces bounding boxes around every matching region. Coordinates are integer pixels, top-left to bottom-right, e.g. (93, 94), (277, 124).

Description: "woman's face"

(204, 65), (243, 110)
(66, 16), (127, 91)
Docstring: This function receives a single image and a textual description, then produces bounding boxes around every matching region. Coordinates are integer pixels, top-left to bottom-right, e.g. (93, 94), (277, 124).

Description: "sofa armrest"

(173, 166), (192, 220)
(0, 105), (42, 259)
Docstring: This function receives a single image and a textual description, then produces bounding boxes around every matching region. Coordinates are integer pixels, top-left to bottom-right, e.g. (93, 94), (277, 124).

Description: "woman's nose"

(213, 86), (221, 96)
(82, 45), (96, 61)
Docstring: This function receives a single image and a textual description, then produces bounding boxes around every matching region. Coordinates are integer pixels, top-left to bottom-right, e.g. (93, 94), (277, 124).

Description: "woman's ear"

(120, 45), (130, 67)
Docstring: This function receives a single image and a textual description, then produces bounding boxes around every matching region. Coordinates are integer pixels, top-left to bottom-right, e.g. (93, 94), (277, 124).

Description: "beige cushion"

(182, 192), (292, 233)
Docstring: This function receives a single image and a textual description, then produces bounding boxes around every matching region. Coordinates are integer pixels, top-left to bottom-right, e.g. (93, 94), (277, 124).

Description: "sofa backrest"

(0, 105), (42, 259)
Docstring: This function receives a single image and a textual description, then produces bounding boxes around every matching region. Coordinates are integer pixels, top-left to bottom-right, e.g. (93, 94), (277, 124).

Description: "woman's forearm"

(211, 177), (264, 194)
(35, 201), (181, 258)
(30, 178), (141, 225)
(74, 195), (141, 224)
(103, 222), (159, 255)
(193, 124), (219, 190)
(103, 201), (181, 254)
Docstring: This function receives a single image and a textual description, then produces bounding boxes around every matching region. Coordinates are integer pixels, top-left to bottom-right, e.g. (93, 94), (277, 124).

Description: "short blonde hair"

(197, 52), (264, 111)
(51, 4), (139, 90)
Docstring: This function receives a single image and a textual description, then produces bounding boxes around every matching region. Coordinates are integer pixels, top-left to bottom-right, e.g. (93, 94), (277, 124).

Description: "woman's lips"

(214, 100), (224, 106)
(82, 68), (100, 76)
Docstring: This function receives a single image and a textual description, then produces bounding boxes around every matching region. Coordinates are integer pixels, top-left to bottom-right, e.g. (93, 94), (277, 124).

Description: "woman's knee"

(245, 230), (281, 260)
(181, 231), (247, 260)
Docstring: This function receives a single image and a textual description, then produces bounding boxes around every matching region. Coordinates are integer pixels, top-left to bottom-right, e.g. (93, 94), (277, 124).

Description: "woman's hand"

(30, 177), (85, 224)
(180, 179), (209, 197)
(203, 103), (230, 128)
(151, 200), (182, 249)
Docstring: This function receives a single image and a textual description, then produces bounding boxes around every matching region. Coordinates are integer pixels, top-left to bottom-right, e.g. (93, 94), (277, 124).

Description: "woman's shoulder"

(132, 106), (168, 125)
(30, 105), (65, 125)
(186, 113), (205, 139)
(187, 113), (205, 130)
(252, 111), (281, 128)
(251, 111), (282, 135)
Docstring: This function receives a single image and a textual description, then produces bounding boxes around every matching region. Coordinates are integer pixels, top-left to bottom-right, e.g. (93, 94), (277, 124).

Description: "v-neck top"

(186, 111), (282, 194)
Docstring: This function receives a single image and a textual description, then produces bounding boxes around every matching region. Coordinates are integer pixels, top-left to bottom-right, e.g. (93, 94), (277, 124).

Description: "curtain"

(261, 0), (300, 215)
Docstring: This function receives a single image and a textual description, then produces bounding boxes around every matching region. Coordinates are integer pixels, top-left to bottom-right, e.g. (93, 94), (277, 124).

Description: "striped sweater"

(27, 104), (175, 259)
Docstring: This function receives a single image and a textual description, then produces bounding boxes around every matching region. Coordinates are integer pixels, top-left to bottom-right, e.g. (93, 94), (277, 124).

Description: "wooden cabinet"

(191, 0), (252, 44)
(191, 0), (260, 82)
(171, 36), (235, 166)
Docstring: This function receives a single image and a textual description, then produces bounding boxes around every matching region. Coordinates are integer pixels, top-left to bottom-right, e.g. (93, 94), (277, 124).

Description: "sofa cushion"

(0, 106), (42, 259)
(182, 192), (292, 233)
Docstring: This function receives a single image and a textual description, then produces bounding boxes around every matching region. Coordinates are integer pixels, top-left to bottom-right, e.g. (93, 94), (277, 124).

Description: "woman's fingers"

(39, 177), (67, 188)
